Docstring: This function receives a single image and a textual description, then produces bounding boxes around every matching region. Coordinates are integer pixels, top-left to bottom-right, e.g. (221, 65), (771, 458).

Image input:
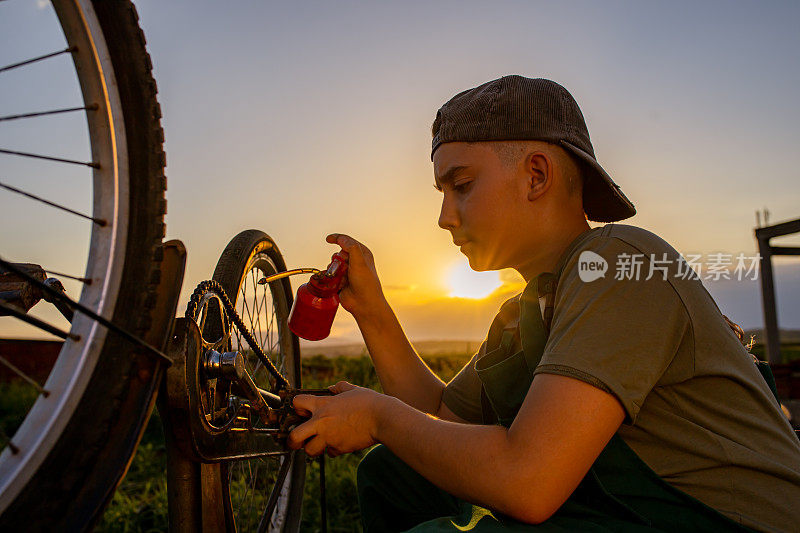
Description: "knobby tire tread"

(0, 1), (167, 529)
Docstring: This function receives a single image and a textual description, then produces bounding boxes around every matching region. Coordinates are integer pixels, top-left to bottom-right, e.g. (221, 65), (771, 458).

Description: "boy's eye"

(453, 180), (472, 193)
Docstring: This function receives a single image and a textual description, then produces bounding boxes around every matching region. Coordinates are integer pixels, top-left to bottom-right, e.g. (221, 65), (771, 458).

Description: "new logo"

(578, 251), (608, 282)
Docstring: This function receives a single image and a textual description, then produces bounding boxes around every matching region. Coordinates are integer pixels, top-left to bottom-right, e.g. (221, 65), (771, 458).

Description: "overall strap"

(478, 274), (559, 426)
(479, 386), (495, 425)
(537, 272), (558, 334)
(478, 298), (522, 425)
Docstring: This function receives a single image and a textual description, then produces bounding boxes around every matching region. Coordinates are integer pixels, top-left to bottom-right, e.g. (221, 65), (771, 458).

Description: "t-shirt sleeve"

(534, 236), (690, 423)
(441, 344), (485, 424)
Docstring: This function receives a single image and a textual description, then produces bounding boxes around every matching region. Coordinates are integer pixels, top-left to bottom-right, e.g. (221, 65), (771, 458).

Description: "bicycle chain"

(185, 279), (290, 389)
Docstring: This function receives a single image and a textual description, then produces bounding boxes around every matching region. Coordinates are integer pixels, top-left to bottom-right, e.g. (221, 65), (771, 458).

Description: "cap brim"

(560, 140), (636, 223)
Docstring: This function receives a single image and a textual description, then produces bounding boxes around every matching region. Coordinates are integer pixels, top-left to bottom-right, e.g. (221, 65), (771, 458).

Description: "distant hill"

(743, 328), (800, 344)
(300, 339), (482, 358)
(300, 330), (800, 359)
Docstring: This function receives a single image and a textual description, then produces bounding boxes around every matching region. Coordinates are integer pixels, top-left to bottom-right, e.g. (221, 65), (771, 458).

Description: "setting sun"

(446, 261), (503, 299)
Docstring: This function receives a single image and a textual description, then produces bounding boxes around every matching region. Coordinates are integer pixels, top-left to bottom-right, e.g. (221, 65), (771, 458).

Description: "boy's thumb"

(329, 381), (356, 394)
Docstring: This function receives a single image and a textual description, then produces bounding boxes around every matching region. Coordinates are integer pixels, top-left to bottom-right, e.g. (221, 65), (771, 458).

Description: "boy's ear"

(525, 151), (552, 201)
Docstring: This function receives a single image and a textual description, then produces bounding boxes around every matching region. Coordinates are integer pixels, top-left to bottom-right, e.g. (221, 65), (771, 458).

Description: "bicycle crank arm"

(273, 388), (335, 435)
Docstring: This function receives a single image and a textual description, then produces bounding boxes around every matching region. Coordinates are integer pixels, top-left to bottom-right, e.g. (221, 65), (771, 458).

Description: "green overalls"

(357, 274), (757, 532)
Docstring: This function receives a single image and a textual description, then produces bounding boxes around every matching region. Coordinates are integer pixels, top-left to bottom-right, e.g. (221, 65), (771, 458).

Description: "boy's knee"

(358, 444), (465, 531)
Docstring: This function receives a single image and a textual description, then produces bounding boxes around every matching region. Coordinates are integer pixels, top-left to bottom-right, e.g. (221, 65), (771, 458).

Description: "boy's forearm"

(354, 299), (446, 414)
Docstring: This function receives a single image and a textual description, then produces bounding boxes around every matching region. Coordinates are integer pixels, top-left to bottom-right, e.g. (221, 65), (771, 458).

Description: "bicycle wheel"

(209, 230), (304, 532)
(0, 0), (167, 529)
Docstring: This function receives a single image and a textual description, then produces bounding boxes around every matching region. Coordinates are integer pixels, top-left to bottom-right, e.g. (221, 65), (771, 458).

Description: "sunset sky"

(2, 0), (799, 347)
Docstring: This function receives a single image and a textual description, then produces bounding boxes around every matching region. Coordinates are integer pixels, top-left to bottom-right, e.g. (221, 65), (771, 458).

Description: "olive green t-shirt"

(441, 224), (800, 533)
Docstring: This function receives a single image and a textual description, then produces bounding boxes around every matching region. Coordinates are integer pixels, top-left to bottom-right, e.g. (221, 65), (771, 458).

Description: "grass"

(0, 380), (39, 449)
(1, 343), (796, 531)
(100, 438), (168, 532)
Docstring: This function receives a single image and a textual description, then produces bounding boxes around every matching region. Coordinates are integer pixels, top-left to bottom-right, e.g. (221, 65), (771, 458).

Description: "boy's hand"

(326, 234), (387, 320)
(287, 381), (387, 457)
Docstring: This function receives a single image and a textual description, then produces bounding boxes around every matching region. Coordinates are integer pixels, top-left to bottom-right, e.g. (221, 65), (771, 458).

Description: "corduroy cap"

(431, 75), (635, 223)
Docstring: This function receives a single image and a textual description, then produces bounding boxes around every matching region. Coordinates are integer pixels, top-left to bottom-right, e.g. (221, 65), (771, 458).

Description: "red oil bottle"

(288, 251), (349, 341)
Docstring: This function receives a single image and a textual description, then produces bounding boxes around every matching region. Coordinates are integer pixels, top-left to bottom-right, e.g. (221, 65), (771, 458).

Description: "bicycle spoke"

(249, 268), (268, 388)
(0, 355), (50, 398)
(247, 460), (260, 530)
(43, 269), (91, 284)
(251, 280), (261, 350)
(0, 300), (78, 340)
(0, 148), (99, 168)
(264, 294), (275, 376)
(267, 316), (274, 362)
(234, 326), (243, 352)
(238, 284), (249, 353)
(261, 278), (273, 353)
(240, 285), (255, 335)
(0, 427), (20, 455)
(239, 279), (249, 323)
(0, 46), (76, 74)
(267, 297), (276, 341)
(267, 298), (276, 355)
(0, 180), (107, 226)
(247, 270), (259, 347)
(238, 461), (253, 522)
(0, 104), (97, 123)
(252, 269), (265, 351)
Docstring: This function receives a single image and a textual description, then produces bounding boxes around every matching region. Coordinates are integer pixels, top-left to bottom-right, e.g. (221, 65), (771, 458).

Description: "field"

(2, 342), (798, 531)
(748, 343), (800, 363)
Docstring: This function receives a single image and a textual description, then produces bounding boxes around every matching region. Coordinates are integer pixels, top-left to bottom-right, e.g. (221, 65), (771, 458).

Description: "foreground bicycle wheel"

(0, 0), (168, 529)
(191, 230), (305, 532)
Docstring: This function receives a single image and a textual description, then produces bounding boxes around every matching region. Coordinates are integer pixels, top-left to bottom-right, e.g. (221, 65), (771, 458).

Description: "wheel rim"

(0, 0), (130, 512)
(188, 244), (300, 532)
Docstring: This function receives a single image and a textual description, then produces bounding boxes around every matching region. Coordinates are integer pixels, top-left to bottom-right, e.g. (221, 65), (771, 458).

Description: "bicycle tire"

(0, 0), (167, 529)
(209, 230), (305, 533)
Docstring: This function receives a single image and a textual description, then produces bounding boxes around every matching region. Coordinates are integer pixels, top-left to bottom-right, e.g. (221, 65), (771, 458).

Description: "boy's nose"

(438, 196), (459, 230)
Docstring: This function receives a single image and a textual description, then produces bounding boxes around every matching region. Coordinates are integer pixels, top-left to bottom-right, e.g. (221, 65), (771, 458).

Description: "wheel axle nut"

(203, 349), (245, 380)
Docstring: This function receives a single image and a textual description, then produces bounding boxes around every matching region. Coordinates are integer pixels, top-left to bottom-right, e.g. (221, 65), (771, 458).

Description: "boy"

(288, 76), (800, 532)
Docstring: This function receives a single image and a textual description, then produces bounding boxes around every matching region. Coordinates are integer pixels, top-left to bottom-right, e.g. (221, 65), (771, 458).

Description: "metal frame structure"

(755, 217), (800, 364)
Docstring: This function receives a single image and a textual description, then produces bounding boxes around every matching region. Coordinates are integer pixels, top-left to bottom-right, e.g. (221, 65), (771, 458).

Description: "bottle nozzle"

(309, 251), (349, 293)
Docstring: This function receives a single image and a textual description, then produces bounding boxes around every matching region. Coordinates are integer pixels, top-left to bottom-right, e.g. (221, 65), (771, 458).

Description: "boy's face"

(433, 142), (531, 272)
